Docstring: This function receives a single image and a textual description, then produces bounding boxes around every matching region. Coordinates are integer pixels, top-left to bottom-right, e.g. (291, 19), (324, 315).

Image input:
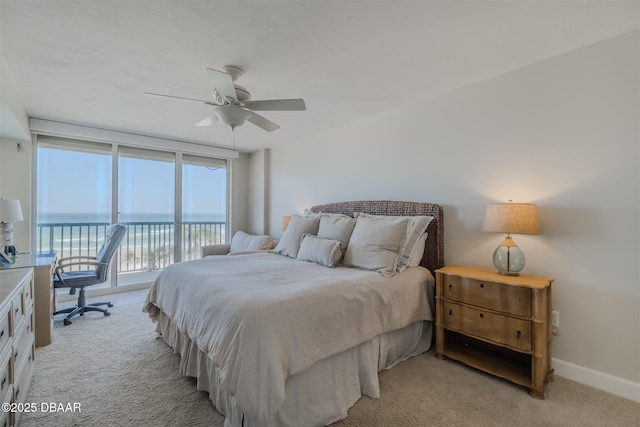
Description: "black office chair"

(54, 224), (127, 325)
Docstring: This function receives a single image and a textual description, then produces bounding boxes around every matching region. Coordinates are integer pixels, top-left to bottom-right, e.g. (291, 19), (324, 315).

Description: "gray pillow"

(229, 231), (273, 253)
(296, 234), (343, 268)
(396, 216), (434, 271)
(352, 213), (433, 272)
(407, 232), (429, 267)
(274, 214), (321, 258)
(317, 213), (356, 248)
(343, 214), (409, 276)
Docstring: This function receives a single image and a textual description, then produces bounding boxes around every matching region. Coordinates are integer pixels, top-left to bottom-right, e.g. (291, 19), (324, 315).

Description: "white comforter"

(144, 253), (433, 426)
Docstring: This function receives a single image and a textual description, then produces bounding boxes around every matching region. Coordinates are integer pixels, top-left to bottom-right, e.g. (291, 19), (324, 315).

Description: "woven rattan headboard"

(309, 200), (444, 275)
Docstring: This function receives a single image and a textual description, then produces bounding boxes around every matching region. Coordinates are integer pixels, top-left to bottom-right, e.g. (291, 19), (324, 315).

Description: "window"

(36, 136), (227, 290)
(181, 154), (227, 261)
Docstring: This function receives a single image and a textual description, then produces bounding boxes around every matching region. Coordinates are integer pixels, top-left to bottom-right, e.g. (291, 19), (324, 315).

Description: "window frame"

(34, 131), (231, 289)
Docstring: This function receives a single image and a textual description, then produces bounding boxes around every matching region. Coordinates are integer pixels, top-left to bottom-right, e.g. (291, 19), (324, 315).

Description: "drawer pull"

(14, 307), (18, 315)
(15, 386), (19, 399)
(448, 309), (452, 315)
(14, 350), (18, 360)
(0, 329), (4, 340)
(480, 283), (484, 288)
(517, 330), (521, 339)
(479, 313), (484, 318)
(1, 376), (6, 391)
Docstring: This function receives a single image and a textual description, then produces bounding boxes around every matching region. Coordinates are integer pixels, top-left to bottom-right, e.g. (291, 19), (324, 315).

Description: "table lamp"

(281, 215), (292, 231)
(0, 199), (24, 263)
(482, 201), (539, 276)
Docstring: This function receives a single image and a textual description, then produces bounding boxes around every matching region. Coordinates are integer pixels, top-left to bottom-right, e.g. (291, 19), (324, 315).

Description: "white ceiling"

(0, 1), (637, 152)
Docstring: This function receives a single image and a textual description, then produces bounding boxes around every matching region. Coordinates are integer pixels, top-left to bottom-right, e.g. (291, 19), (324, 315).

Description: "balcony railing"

(36, 221), (225, 273)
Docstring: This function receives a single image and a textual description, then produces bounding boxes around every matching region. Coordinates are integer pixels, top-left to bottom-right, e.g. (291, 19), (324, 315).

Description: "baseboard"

(553, 357), (640, 403)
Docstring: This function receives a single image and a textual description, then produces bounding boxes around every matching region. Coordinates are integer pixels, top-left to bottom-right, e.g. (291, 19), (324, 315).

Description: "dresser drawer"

(22, 279), (33, 313)
(443, 301), (532, 352)
(0, 349), (11, 408)
(10, 291), (24, 333)
(13, 336), (34, 404)
(0, 306), (10, 358)
(13, 320), (32, 374)
(442, 274), (532, 317)
(0, 393), (9, 427)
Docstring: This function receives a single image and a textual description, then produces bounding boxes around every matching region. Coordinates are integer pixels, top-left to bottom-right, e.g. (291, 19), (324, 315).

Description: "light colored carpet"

(22, 303), (639, 427)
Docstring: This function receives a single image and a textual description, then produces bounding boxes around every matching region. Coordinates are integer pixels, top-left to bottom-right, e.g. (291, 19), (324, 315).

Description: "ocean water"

(38, 212), (225, 224)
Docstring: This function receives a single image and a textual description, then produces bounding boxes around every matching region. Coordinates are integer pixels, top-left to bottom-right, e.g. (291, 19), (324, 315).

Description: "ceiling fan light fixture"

(214, 105), (252, 128)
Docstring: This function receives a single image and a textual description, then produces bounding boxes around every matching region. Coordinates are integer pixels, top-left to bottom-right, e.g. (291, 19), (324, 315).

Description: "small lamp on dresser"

(482, 200), (539, 276)
(0, 198), (24, 263)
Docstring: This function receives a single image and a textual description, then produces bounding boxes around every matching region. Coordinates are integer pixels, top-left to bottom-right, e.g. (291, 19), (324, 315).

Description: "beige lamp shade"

(0, 199), (23, 223)
(281, 215), (292, 231)
(482, 203), (539, 235)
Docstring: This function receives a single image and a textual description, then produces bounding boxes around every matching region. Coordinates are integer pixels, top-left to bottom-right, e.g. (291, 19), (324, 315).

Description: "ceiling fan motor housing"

(234, 85), (251, 103)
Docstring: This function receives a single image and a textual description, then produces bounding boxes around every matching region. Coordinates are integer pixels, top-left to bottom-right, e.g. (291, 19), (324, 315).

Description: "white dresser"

(0, 268), (35, 427)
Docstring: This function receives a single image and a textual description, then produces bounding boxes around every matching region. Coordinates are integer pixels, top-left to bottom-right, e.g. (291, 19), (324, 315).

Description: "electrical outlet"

(551, 311), (560, 328)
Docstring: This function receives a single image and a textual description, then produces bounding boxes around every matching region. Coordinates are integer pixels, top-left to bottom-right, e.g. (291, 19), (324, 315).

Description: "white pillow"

(407, 232), (428, 267)
(317, 213), (356, 248)
(296, 234), (343, 268)
(350, 213), (433, 272)
(229, 231), (274, 253)
(274, 214), (321, 258)
(343, 214), (409, 276)
(397, 216), (433, 272)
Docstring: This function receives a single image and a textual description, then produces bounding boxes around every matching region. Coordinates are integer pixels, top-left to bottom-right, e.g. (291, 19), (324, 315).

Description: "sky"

(37, 147), (226, 222)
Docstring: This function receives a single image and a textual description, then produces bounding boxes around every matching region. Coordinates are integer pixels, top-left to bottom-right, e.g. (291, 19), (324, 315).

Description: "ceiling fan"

(145, 66), (306, 132)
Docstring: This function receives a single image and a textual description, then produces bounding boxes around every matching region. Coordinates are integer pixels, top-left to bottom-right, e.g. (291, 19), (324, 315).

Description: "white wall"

(247, 149), (270, 235)
(228, 152), (250, 239)
(0, 138), (32, 252)
(0, 56), (30, 140)
(264, 31), (639, 398)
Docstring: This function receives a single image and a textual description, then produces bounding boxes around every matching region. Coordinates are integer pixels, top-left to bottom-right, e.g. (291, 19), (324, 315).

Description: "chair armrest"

(57, 255), (98, 264)
(201, 244), (231, 258)
(54, 261), (108, 288)
(55, 261), (108, 272)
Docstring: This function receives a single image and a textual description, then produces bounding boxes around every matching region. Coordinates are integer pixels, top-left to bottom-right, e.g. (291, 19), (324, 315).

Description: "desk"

(1, 252), (57, 347)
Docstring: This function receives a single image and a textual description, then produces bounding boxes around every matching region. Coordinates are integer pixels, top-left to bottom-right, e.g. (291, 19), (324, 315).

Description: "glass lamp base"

(492, 244), (525, 276)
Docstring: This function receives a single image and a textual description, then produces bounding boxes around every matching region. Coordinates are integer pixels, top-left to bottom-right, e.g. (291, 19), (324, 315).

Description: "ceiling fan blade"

(244, 99), (306, 111)
(206, 68), (237, 102)
(195, 114), (218, 127)
(246, 111), (280, 132)
(144, 92), (214, 104)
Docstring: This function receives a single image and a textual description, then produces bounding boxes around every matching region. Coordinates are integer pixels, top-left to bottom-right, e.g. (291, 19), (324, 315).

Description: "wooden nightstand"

(435, 265), (554, 399)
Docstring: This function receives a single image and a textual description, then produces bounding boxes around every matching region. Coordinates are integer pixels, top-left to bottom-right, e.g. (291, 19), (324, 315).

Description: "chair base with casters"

(52, 224), (127, 326)
(54, 287), (113, 326)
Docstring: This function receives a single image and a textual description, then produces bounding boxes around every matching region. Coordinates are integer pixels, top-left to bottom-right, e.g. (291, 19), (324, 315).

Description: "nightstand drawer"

(443, 275), (532, 317)
(443, 301), (532, 351)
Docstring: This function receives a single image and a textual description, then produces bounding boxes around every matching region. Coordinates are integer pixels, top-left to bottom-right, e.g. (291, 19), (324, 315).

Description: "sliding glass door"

(36, 138), (113, 289)
(117, 147), (175, 285)
(36, 137), (227, 291)
(181, 154), (227, 261)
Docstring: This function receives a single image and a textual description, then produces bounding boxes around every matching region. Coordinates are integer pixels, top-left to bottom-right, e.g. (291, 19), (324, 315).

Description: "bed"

(144, 200), (444, 427)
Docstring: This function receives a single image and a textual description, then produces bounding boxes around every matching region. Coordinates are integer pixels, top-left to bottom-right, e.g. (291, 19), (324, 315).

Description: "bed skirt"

(154, 310), (432, 427)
